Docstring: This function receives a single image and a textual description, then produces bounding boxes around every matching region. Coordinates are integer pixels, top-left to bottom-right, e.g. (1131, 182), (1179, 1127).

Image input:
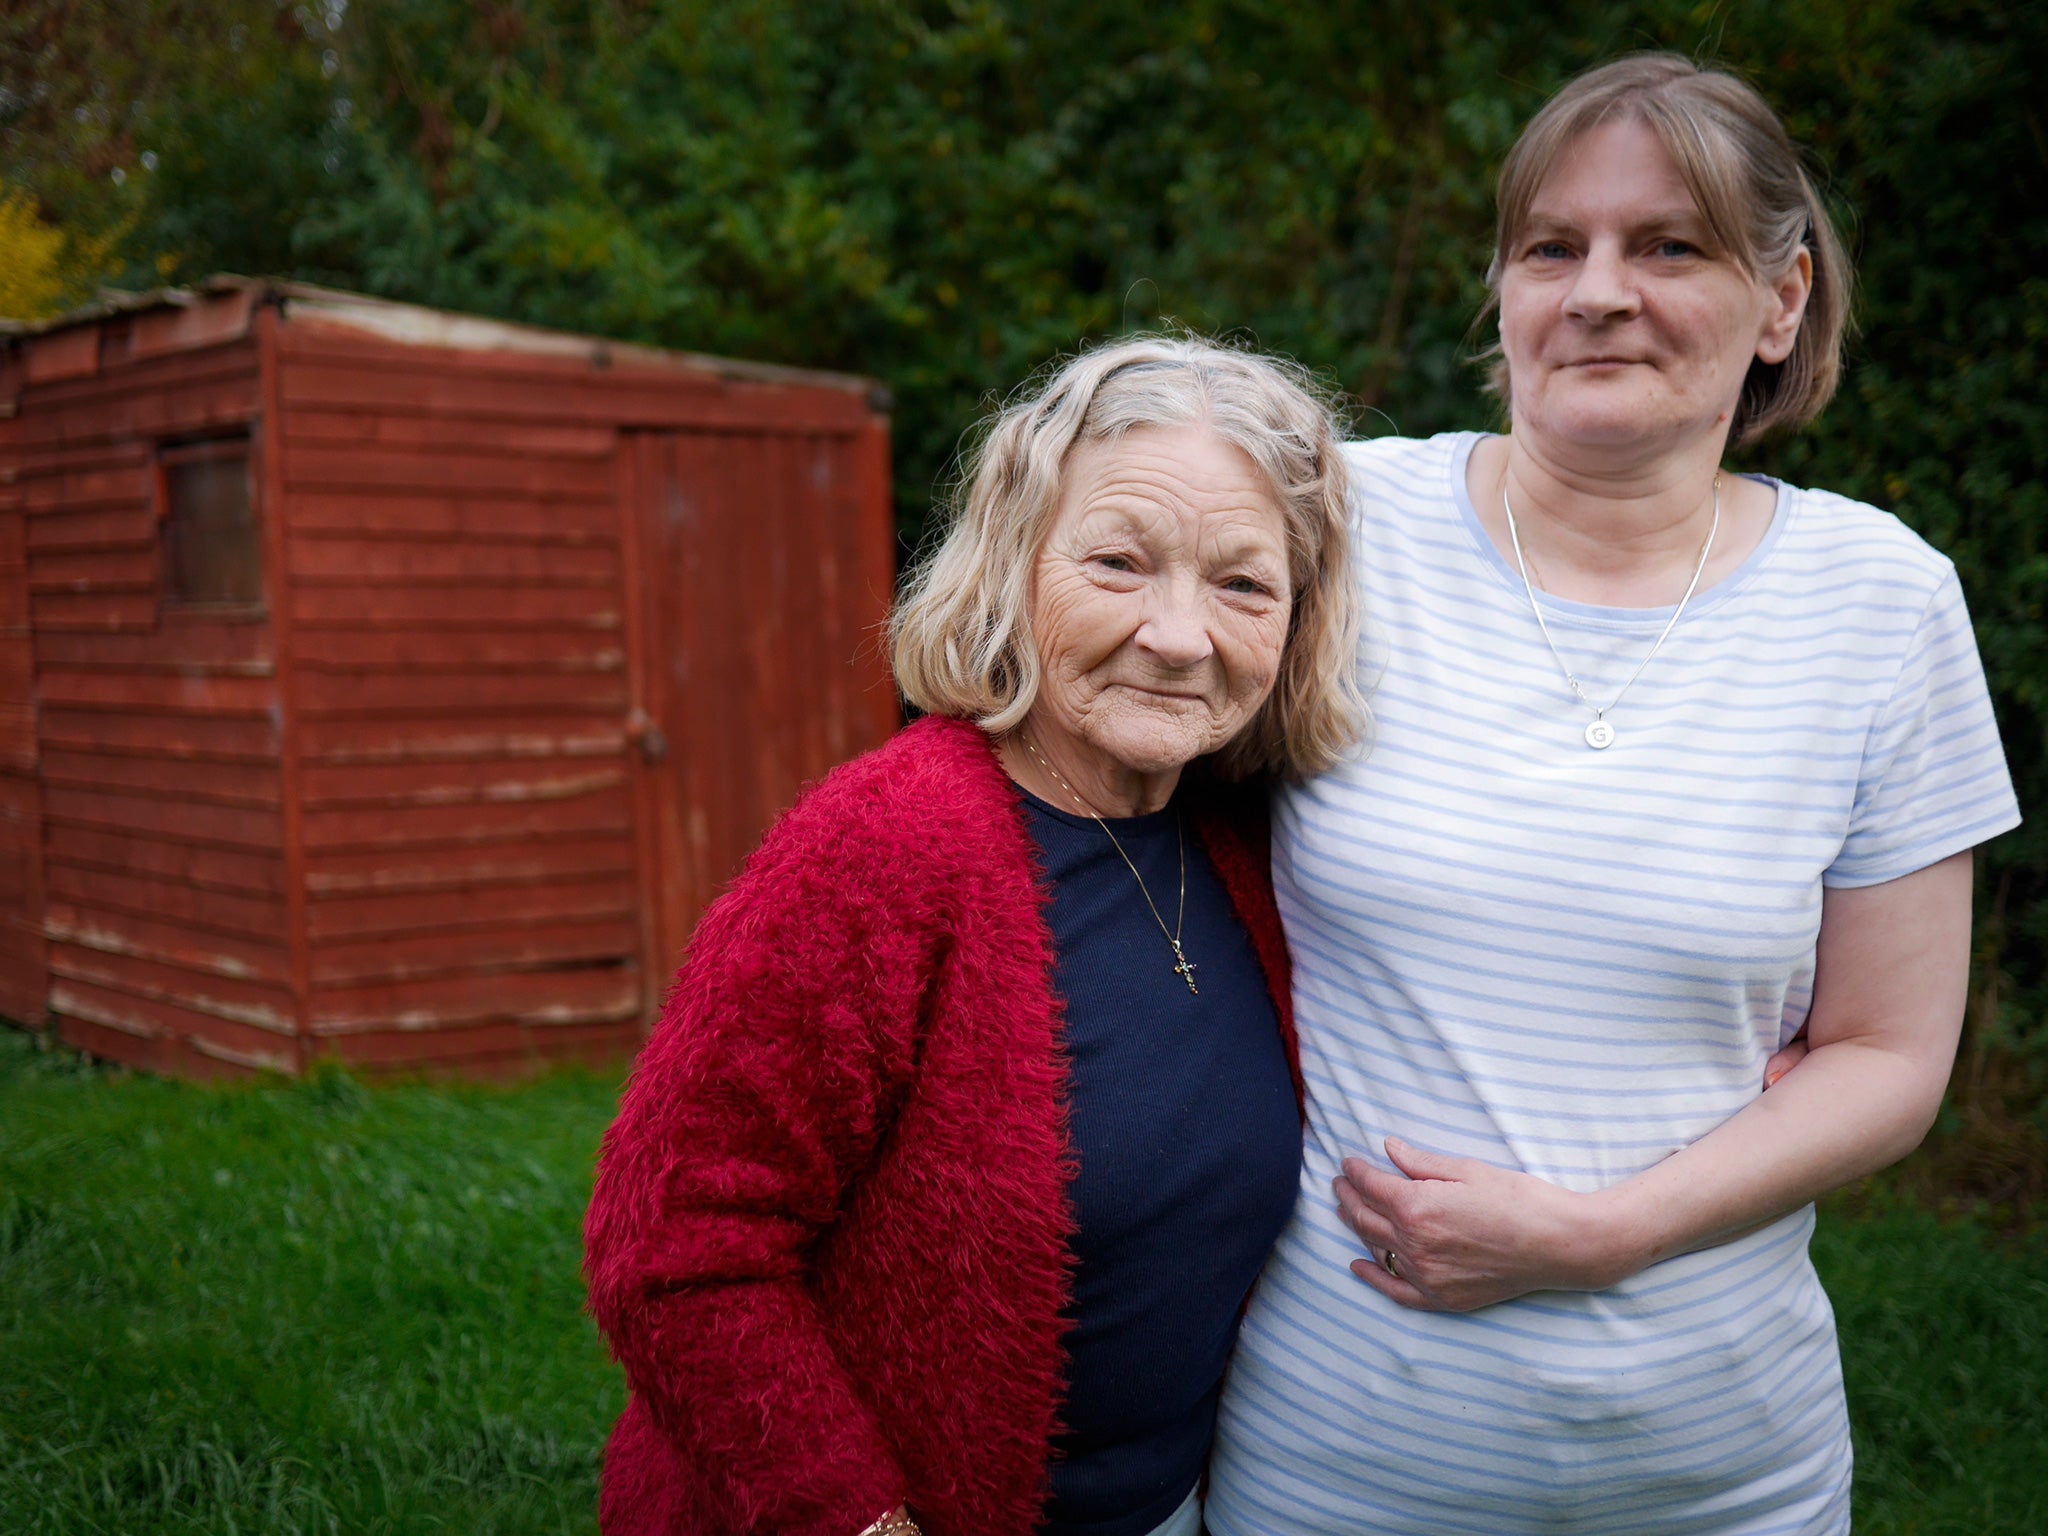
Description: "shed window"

(160, 438), (262, 609)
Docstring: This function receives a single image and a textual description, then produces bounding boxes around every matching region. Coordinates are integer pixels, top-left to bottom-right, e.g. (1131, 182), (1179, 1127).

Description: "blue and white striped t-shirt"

(1206, 432), (2020, 1536)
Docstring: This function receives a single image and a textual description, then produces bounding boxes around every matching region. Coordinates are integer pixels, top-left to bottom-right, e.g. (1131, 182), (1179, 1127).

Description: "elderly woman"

(1205, 54), (2021, 1536)
(583, 336), (1367, 1536)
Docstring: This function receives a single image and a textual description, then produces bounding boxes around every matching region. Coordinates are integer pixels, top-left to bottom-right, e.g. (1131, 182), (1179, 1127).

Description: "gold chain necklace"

(1021, 736), (1198, 995)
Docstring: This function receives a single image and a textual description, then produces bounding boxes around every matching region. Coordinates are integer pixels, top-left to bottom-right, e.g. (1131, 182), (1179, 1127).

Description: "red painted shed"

(0, 277), (898, 1077)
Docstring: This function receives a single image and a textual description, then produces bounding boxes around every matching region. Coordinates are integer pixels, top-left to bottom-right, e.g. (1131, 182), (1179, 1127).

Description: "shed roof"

(1, 274), (887, 406)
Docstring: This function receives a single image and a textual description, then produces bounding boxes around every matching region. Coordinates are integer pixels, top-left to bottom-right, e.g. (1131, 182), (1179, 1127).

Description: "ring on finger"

(1383, 1249), (1403, 1280)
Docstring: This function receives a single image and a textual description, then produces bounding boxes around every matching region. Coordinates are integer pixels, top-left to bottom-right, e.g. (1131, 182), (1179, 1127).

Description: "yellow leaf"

(0, 185), (131, 321)
(0, 186), (69, 320)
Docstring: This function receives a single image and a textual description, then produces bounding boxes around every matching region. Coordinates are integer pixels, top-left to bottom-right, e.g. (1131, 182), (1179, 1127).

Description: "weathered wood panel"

(37, 669), (275, 714)
(301, 757), (623, 807)
(14, 436), (152, 480)
(0, 359), (49, 1024)
(40, 749), (282, 806)
(29, 592), (164, 632)
(0, 773), (46, 1025)
(47, 826), (286, 898)
(13, 345), (257, 430)
(291, 537), (618, 586)
(286, 444), (615, 501)
(20, 464), (152, 515)
(29, 547), (162, 596)
(294, 627), (620, 673)
(44, 862), (287, 942)
(8, 284), (893, 1077)
(311, 915), (641, 987)
(48, 940), (296, 1034)
(26, 329), (98, 385)
(45, 900), (292, 987)
(12, 331), (294, 1063)
(26, 505), (161, 553)
(291, 583), (620, 630)
(51, 1004), (175, 1073)
(38, 707), (278, 760)
(35, 620), (274, 672)
(43, 786), (281, 850)
(283, 408), (616, 459)
(129, 287), (257, 360)
(295, 714), (623, 765)
(305, 834), (633, 897)
(54, 983), (295, 1076)
(307, 873), (633, 942)
(277, 318), (875, 435)
(302, 785), (631, 851)
(273, 322), (644, 1074)
(289, 492), (619, 542)
(625, 425), (898, 994)
(308, 960), (640, 1034)
(298, 670), (626, 718)
(13, 365), (258, 451)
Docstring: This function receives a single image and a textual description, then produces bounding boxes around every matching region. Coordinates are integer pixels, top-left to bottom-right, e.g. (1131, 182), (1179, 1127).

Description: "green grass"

(1, 1026), (2043, 1534)
(0, 1030), (625, 1535)
(1815, 1198), (2048, 1533)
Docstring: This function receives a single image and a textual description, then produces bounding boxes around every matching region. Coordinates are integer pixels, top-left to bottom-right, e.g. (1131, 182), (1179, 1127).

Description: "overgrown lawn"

(1, 1027), (2042, 1533)
(0, 1031), (623, 1534)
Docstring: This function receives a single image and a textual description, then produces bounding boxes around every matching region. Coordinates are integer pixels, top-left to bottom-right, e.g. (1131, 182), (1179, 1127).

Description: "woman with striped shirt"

(1206, 54), (2019, 1535)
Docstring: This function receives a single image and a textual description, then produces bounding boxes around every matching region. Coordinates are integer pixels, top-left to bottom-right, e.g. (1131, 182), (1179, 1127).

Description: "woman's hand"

(1340, 854), (1970, 1313)
(1763, 1032), (1809, 1089)
(1333, 1139), (1624, 1313)
(1339, 1033), (1815, 1312)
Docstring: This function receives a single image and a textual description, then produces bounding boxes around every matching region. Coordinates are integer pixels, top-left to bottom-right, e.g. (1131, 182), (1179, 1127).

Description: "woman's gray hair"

(889, 333), (1370, 780)
(1481, 52), (1853, 447)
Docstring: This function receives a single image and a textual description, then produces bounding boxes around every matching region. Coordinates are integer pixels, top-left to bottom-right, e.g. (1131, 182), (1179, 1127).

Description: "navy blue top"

(1018, 786), (1300, 1536)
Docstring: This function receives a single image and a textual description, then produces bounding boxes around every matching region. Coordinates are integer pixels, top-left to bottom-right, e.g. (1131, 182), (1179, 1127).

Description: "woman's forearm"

(1580, 1034), (1951, 1284)
(583, 788), (936, 1528)
(595, 1273), (909, 1533)
(1335, 854), (1973, 1312)
(1339, 1027), (1958, 1309)
(1586, 855), (1971, 1284)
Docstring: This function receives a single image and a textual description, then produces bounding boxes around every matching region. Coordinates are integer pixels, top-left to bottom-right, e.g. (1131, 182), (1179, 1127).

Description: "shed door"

(623, 427), (897, 1013)
(0, 493), (46, 1027)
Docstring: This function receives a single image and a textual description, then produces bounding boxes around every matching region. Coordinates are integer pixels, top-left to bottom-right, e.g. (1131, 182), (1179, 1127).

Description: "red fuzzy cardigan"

(583, 715), (1298, 1536)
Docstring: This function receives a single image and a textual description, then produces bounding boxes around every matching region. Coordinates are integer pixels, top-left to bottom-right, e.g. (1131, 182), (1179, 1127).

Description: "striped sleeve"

(1824, 566), (2021, 888)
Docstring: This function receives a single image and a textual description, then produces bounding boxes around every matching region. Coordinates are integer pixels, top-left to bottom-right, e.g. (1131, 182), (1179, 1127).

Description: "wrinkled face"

(1025, 423), (1294, 780)
(1497, 117), (1807, 453)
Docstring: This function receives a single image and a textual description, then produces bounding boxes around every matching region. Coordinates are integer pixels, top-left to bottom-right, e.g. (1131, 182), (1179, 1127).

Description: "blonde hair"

(889, 334), (1369, 780)
(1482, 52), (1852, 447)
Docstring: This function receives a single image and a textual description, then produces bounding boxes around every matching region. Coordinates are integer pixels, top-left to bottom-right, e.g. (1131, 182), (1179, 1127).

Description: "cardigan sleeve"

(584, 791), (935, 1535)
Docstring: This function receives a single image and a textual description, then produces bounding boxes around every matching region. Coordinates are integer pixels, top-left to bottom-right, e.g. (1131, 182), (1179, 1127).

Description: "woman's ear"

(1756, 247), (1814, 365)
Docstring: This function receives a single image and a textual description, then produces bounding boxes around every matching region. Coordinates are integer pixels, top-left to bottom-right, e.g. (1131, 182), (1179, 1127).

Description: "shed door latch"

(626, 709), (669, 764)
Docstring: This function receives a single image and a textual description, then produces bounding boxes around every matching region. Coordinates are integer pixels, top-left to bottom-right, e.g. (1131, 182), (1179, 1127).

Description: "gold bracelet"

(856, 1506), (921, 1536)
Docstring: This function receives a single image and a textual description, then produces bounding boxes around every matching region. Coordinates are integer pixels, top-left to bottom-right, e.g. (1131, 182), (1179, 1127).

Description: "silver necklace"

(1501, 474), (1720, 751)
(1021, 736), (1198, 995)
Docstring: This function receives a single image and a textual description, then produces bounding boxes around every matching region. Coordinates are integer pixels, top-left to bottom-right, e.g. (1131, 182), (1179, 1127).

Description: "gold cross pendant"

(1170, 940), (1199, 996)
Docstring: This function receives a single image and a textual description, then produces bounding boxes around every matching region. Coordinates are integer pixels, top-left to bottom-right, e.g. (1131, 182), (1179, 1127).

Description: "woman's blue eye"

(1657, 239), (1696, 257)
(1097, 554), (1134, 572)
(1225, 577), (1265, 596)
(1532, 241), (1572, 260)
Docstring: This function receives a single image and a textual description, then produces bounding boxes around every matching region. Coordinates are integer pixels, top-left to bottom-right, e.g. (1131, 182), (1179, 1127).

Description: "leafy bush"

(3, 0), (2042, 1134)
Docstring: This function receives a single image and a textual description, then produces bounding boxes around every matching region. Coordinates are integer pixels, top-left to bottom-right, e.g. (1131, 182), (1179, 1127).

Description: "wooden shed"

(0, 277), (898, 1077)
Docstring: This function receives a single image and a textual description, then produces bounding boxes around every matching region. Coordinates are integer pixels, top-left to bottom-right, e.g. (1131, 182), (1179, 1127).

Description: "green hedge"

(4, 0), (2042, 1128)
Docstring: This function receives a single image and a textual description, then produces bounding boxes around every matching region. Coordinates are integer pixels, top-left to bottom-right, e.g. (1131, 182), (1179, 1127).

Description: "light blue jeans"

(1145, 1484), (1203, 1536)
